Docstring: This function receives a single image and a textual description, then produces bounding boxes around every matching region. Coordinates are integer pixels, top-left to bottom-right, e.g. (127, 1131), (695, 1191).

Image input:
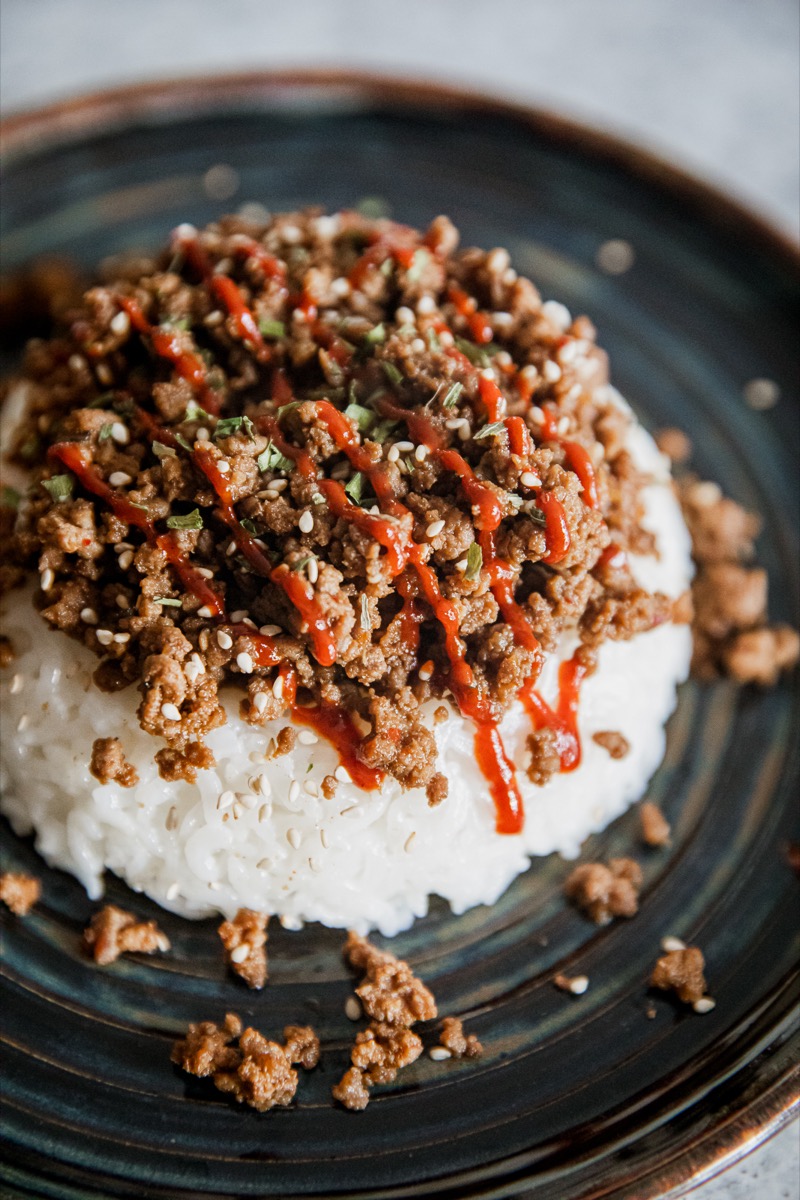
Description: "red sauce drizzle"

(173, 229), (270, 362)
(292, 702), (383, 791)
(520, 653), (587, 772)
(119, 297), (222, 415)
(448, 285), (494, 345)
(562, 441), (599, 509)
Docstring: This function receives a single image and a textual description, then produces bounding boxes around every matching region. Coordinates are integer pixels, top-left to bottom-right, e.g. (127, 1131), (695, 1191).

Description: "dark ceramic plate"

(1, 73), (798, 1200)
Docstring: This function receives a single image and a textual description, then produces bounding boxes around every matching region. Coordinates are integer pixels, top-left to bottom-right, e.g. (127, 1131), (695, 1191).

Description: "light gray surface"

(0, 2), (798, 1196)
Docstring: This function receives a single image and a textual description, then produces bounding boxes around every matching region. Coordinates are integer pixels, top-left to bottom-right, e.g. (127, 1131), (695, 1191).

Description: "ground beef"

(438, 1016), (483, 1058)
(172, 1014), (319, 1112)
(89, 736), (139, 787)
(654, 427), (692, 464)
(218, 908), (269, 989)
(639, 802), (671, 847)
(0, 870), (40, 915)
(650, 947), (708, 1006)
(722, 625), (800, 686)
(331, 1066), (372, 1111)
(344, 930), (437, 1026)
(82, 903), (170, 965)
(1, 209), (682, 802)
(564, 857), (643, 925)
(592, 730), (630, 759)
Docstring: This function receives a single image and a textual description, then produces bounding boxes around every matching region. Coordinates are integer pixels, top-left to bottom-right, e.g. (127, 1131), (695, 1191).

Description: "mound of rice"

(0, 391), (691, 935)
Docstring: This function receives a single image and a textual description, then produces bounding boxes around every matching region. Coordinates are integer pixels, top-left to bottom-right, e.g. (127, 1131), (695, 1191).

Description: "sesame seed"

(487, 247), (510, 273)
(190, 652), (205, 673)
(165, 806), (178, 831)
(330, 275), (351, 297)
(184, 661), (202, 684)
(425, 519), (445, 538)
(455, 559), (468, 572)
(567, 975), (589, 995)
(116, 594), (128, 610)
(239, 792), (258, 810)
(80, 607), (98, 625)
(272, 675), (284, 699)
(68, 354), (85, 372)
(320, 828), (329, 848)
(287, 827), (302, 849)
(217, 460), (231, 475)
(161, 702), (181, 722)
(693, 997), (716, 1014)
(166, 882), (180, 901)
(110, 311), (130, 336)
(298, 510), (314, 534)
(289, 781), (300, 803)
(404, 832), (416, 853)
(411, 338), (426, 353)
(113, 632), (130, 644)
(334, 766), (351, 783)
(298, 730), (318, 745)
(204, 310), (224, 327)
(40, 568), (54, 591)
(307, 558), (319, 584)
(557, 417), (570, 436)
(253, 692), (268, 714)
(271, 478), (288, 492)
(260, 624), (281, 636)
(217, 630), (233, 650)
(118, 549), (134, 570)
(395, 440), (414, 453)
(197, 605), (215, 619)
(395, 306), (415, 325)
(542, 300), (572, 331)
(417, 295), (436, 314)
(304, 780), (319, 797)
(230, 609), (248, 622)
(387, 445), (401, 463)
(345, 996), (362, 1021)
(263, 489), (279, 501)
(217, 790), (235, 811)
(258, 802), (271, 822)
(308, 856), (322, 872)
(418, 663), (433, 682)
(236, 651), (254, 673)
(542, 360), (562, 383)
(96, 629), (113, 646)
(9, 674), (24, 695)
(196, 427), (210, 442)
(230, 943), (250, 964)
(445, 417), (467, 431)
(660, 935), (687, 953)
(458, 424), (470, 441)
(429, 1046), (452, 1061)
(110, 422), (129, 445)
(17, 714), (29, 732)
(414, 443), (428, 461)
(256, 857), (271, 870)
(108, 471), (132, 487)
(439, 330), (454, 346)
(520, 471), (540, 488)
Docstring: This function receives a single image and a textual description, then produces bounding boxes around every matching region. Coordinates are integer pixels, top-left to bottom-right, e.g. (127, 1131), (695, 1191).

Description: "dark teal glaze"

(1, 75), (798, 1200)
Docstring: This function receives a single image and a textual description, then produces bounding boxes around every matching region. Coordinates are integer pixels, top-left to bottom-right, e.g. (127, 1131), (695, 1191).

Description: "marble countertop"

(1, 1), (798, 1195)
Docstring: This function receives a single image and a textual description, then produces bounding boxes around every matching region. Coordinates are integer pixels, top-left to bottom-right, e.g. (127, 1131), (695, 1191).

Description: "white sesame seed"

(110, 422), (129, 445)
(96, 629), (113, 646)
(542, 360), (562, 383)
(161, 702), (181, 722)
(184, 661), (202, 684)
(165, 805), (178, 831)
(455, 558), (468, 572)
(298, 510), (314, 534)
(110, 311), (130, 336)
(108, 471), (132, 488)
(693, 997), (716, 1014)
(40, 567), (54, 591)
(217, 460), (231, 475)
(439, 330), (454, 346)
(542, 300), (572, 331)
(230, 943), (250, 964)
(445, 417), (467, 430)
(487, 247), (510, 273)
(404, 832), (416, 853)
(568, 975), (590, 995)
(330, 275), (351, 297)
(271, 478), (288, 493)
(113, 632), (130, 644)
(308, 856), (322, 872)
(334, 766), (351, 783)
(69, 354), (85, 373)
(166, 882), (180, 901)
(316, 214), (341, 238)
(272, 675), (284, 699)
(304, 780), (319, 797)
(287, 827), (302, 849)
(217, 630), (233, 650)
(557, 417), (570, 435)
(96, 363), (113, 385)
(258, 802), (272, 822)
(280, 914), (304, 931)
(417, 295), (436, 314)
(229, 609), (248, 622)
(660, 935), (687, 953)
(395, 306), (415, 325)
(307, 558), (319, 584)
(118, 549), (134, 571)
(9, 674), (24, 695)
(197, 605), (215, 619)
(426, 519), (445, 538)
(253, 692), (268, 714)
(345, 996), (362, 1021)
(298, 730), (318, 745)
(429, 1046), (452, 1062)
(217, 790), (235, 811)
(458, 423), (470, 441)
(520, 471), (540, 488)
(319, 828), (329, 848)
(395, 440), (414, 453)
(17, 714), (29, 732)
(195, 427), (210, 442)
(387, 445), (401, 463)
(80, 607), (98, 625)
(116, 594), (128, 610)
(190, 652), (205, 673)
(259, 624), (281, 636)
(418, 665), (433, 682)
(288, 780), (301, 804)
(411, 338), (426, 354)
(236, 651), (254, 673)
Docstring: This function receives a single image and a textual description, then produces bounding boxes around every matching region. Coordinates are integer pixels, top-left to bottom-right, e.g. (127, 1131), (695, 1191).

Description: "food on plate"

(218, 907), (269, 988)
(639, 800), (671, 847)
(0, 870), (40, 916)
(82, 903), (170, 965)
(563, 857), (643, 924)
(0, 208), (792, 937)
(650, 943), (714, 1012)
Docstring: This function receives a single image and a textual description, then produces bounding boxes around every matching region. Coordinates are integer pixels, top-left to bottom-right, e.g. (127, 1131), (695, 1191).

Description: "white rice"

(0, 389), (692, 936)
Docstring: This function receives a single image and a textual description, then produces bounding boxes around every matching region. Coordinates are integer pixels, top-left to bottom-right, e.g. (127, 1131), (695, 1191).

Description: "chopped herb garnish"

(441, 382), (463, 409)
(344, 403), (375, 433)
(304, 385), (346, 402)
(426, 327), (442, 352)
(258, 319), (286, 339)
(404, 456), (416, 473)
(360, 593), (371, 632)
(529, 505), (547, 526)
(161, 317), (190, 332)
(276, 400), (303, 420)
(154, 597), (182, 607)
(454, 337), (489, 366)
(473, 420), (506, 441)
(505, 493), (524, 511)
(166, 508), (203, 530)
(291, 554), (315, 572)
(465, 543), (483, 580)
(42, 475), (73, 504)
(371, 419), (398, 444)
(381, 361), (403, 386)
(257, 440), (293, 473)
(406, 248), (430, 283)
(175, 433), (192, 452)
(1, 486), (20, 509)
(356, 195), (391, 219)
(215, 415), (255, 441)
(129, 501), (150, 511)
(98, 423), (115, 441)
(344, 472), (365, 504)
(152, 440), (177, 458)
(240, 518), (259, 535)
(184, 400), (213, 422)
(363, 322), (386, 345)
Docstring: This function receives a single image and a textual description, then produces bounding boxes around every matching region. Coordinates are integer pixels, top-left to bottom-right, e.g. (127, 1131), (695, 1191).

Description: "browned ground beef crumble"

(0, 870), (40, 915)
(564, 857), (643, 924)
(438, 1016), (483, 1058)
(218, 907), (269, 989)
(0, 209), (681, 802)
(639, 801), (671, 847)
(82, 903), (170, 965)
(650, 946), (708, 1006)
(591, 729), (630, 759)
(89, 736), (140, 787)
(172, 1013), (319, 1111)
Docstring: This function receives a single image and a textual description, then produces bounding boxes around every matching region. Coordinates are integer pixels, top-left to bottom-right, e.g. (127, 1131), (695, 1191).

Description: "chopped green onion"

(276, 400), (303, 420)
(364, 323), (386, 345)
(426, 327), (442, 352)
(1, 486), (20, 509)
(441, 382), (463, 409)
(454, 337), (492, 367)
(381, 361), (403, 386)
(184, 400), (213, 422)
(174, 433), (192, 452)
(152, 440), (177, 459)
(473, 420), (506, 441)
(98, 423), (115, 441)
(161, 317), (190, 332)
(257, 440), (293, 473)
(406, 248), (430, 283)
(360, 593), (371, 632)
(166, 508), (203, 530)
(529, 505), (547, 526)
(371, 419), (398, 444)
(344, 403), (375, 433)
(344, 472), (365, 504)
(42, 475), (73, 503)
(465, 543), (483, 580)
(154, 597), (182, 607)
(258, 319), (285, 338)
(240, 517), (259, 535)
(215, 415), (255, 441)
(291, 554), (315, 572)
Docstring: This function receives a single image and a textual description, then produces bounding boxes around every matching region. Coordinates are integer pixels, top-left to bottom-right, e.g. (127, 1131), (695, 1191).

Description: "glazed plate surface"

(1, 72), (798, 1200)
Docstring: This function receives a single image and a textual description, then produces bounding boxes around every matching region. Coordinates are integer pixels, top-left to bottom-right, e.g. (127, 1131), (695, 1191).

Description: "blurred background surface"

(1, 2), (798, 1197)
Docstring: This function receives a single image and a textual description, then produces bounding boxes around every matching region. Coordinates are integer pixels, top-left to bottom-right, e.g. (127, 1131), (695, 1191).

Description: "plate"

(1, 72), (798, 1200)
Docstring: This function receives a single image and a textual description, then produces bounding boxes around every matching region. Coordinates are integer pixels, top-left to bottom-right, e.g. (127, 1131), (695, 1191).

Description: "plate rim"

(0, 66), (798, 1200)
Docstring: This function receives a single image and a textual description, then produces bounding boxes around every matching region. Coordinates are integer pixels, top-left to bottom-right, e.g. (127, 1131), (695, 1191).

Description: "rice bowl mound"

(0, 210), (692, 934)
